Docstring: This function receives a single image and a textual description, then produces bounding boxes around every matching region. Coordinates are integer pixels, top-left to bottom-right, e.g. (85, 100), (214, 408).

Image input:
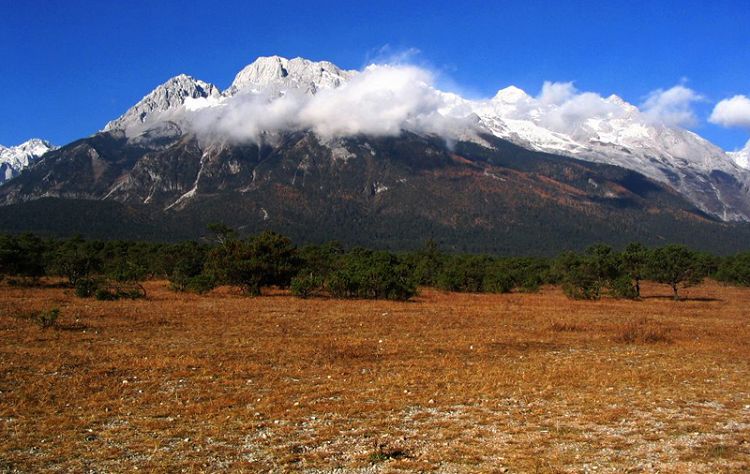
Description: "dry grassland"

(0, 280), (749, 472)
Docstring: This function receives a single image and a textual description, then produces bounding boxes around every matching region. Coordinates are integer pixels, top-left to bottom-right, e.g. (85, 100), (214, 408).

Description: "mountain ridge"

(94, 55), (750, 222)
(2, 55), (750, 254)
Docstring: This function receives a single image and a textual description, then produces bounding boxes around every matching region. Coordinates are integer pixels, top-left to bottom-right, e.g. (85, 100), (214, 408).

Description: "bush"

(95, 287), (119, 301)
(436, 255), (489, 292)
(170, 272), (216, 294)
(715, 252), (750, 286)
(94, 281), (146, 300)
(0, 233), (47, 280)
(557, 246), (621, 300)
(50, 236), (102, 287)
(205, 230), (299, 296)
(483, 269), (514, 293)
(35, 308), (60, 329)
(164, 242), (210, 291)
(75, 277), (101, 298)
(609, 275), (639, 299)
(518, 274), (542, 293)
(184, 274), (216, 294)
(562, 280), (600, 300)
(326, 250), (416, 301)
(290, 272), (324, 298)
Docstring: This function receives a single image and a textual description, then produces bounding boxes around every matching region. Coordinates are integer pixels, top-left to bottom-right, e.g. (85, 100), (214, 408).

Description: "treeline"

(1, 229), (750, 301)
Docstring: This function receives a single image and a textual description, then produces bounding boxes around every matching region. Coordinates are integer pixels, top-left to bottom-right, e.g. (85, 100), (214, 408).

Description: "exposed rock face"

(225, 55), (355, 96)
(103, 74), (221, 133)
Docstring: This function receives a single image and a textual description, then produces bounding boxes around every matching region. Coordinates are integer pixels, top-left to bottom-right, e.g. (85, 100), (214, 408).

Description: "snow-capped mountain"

(730, 140), (750, 169)
(99, 55), (750, 221)
(104, 74), (221, 133)
(444, 87), (750, 221)
(225, 55), (355, 96)
(0, 139), (56, 183)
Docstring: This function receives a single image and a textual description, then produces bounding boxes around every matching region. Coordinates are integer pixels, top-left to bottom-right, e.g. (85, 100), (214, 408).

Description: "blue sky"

(1, 0), (748, 150)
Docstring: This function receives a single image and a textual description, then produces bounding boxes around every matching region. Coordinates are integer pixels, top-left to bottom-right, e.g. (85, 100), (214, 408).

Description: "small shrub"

(609, 276), (639, 300)
(518, 276), (541, 293)
(185, 275), (216, 294)
(550, 321), (582, 332)
(95, 287), (118, 301)
(170, 274), (215, 294)
(368, 444), (409, 463)
(35, 308), (60, 329)
(483, 271), (514, 293)
(615, 317), (671, 344)
(290, 273), (323, 298)
(562, 280), (600, 300)
(75, 278), (101, 298)
(326, 251), (416, 301)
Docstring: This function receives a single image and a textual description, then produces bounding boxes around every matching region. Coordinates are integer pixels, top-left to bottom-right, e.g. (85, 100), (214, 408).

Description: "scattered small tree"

(206, 230), (299, 296)
(715, 252), (750, 286)
(619, 242), (648, 298)
(647, 244), (707, 300)
(0, 233), (47, 283)
(50, 236), (102, 287)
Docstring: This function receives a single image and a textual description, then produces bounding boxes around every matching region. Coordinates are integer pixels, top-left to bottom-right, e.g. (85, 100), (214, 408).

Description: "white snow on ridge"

(104, 74), (221, 134)
(226, 55), (356, 97)
(730, 140), (750, 169)
(0, 139), (56, 183)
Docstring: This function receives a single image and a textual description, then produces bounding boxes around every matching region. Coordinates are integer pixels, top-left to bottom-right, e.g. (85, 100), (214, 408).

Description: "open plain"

(0, 280), (748, 472)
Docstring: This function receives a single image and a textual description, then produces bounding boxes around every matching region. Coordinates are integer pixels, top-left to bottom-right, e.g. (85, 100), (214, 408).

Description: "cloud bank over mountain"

(188, 64), (465, 143)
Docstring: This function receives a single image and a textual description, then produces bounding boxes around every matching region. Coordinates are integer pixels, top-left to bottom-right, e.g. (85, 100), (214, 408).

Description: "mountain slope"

(2, 126), (749, 254)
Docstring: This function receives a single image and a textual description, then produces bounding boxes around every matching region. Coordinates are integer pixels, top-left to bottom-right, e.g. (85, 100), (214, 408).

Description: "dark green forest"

(2, 227), (750, 302)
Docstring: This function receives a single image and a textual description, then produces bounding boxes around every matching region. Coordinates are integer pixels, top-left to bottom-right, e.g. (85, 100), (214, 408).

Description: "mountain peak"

(0, 138), (56, 183)
(226, 55), (355, 96)
(104, 74), (221, 132)
(492, 86), (530, 103)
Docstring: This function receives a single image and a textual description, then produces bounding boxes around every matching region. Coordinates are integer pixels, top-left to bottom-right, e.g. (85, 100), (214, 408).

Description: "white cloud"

(189, 64), (466, 143)
(537, 81), (576, 105)
(508, 82), (625, 135)
(179, 62), (719, 147)
(709, 95), (750, 130)
(541, 91), (624, 135)
(640, 85), (703, 127)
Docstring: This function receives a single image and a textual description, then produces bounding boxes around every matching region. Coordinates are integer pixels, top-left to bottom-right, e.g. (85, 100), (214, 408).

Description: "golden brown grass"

(1, 280), (749, 472)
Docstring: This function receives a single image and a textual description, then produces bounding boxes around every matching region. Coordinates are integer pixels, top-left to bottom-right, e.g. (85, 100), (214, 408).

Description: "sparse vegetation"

(0, 231), (749, 302)
(33, 307), (59, 329)
(1, 280), (748, 472)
